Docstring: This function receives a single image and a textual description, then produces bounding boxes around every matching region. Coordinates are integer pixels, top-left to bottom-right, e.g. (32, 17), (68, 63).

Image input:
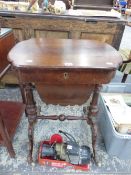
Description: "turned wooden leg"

(28, 120), (34, 163)
(23, 83), (37, 163)
(87, 117), (97, 164)
(0, 113), (15, 158)
(89, 84), (102, 115)
(86, 84), (101, 165)
(19, 84), (26, 104)
(83, 105), (98, 164)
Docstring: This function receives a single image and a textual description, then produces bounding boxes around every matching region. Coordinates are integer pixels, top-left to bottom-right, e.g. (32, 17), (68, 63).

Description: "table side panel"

(36, 84), (95, 105)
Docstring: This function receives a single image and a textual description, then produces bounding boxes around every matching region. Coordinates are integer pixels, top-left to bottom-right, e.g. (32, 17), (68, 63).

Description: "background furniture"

(8, 38), (122, 163)
(0, 65), (25, 158)
(0, 28), (15, 73)
(0, 28), (16, 85)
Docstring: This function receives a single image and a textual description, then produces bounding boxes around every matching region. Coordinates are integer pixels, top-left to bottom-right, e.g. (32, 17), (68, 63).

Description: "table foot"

(27, 155), (33, 164)
(28, 121), (34, 163)
(91, 155), (101, 167)
(84, 107), (98, 164)
(86, 116), (97, 164)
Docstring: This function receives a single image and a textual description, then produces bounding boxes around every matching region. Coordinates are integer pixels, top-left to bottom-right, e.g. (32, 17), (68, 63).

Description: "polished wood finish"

(8, 38), (122, 105)
(8, 38), (122, 163)
(9, 38), (122, 69)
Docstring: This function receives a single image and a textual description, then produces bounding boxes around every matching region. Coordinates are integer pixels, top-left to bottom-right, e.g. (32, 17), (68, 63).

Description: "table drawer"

(19, 69), (115, 85)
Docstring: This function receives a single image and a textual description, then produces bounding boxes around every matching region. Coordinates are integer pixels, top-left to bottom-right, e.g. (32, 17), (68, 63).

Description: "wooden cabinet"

(0, 28), (15, 73)
(0, 12), (126, 49)
(0, 28), (17, 84)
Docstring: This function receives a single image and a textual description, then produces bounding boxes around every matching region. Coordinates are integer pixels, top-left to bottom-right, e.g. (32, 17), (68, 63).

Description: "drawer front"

(19, 69), (115, 85)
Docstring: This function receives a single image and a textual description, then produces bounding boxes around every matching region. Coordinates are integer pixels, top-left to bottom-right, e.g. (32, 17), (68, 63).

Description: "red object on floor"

(49, 134), (63, 144)
(38, 134), (90, 171)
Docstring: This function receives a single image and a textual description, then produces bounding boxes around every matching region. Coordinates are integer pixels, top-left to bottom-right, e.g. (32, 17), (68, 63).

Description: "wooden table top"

(8, 38), (122, 70)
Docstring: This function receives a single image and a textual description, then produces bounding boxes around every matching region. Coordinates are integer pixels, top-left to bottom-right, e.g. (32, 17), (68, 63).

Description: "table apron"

(17, 69), (116, 85)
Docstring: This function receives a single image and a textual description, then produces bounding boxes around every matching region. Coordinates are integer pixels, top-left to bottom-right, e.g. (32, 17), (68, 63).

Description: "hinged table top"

(8, 38), (122, 70)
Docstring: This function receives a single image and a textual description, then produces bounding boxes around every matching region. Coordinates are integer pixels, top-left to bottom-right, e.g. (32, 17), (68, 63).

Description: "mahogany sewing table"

(8, 38), (122, 164)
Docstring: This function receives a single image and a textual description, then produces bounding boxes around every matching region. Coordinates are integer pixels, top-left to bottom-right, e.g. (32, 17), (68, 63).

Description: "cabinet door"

(35, 30), (69, 39)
